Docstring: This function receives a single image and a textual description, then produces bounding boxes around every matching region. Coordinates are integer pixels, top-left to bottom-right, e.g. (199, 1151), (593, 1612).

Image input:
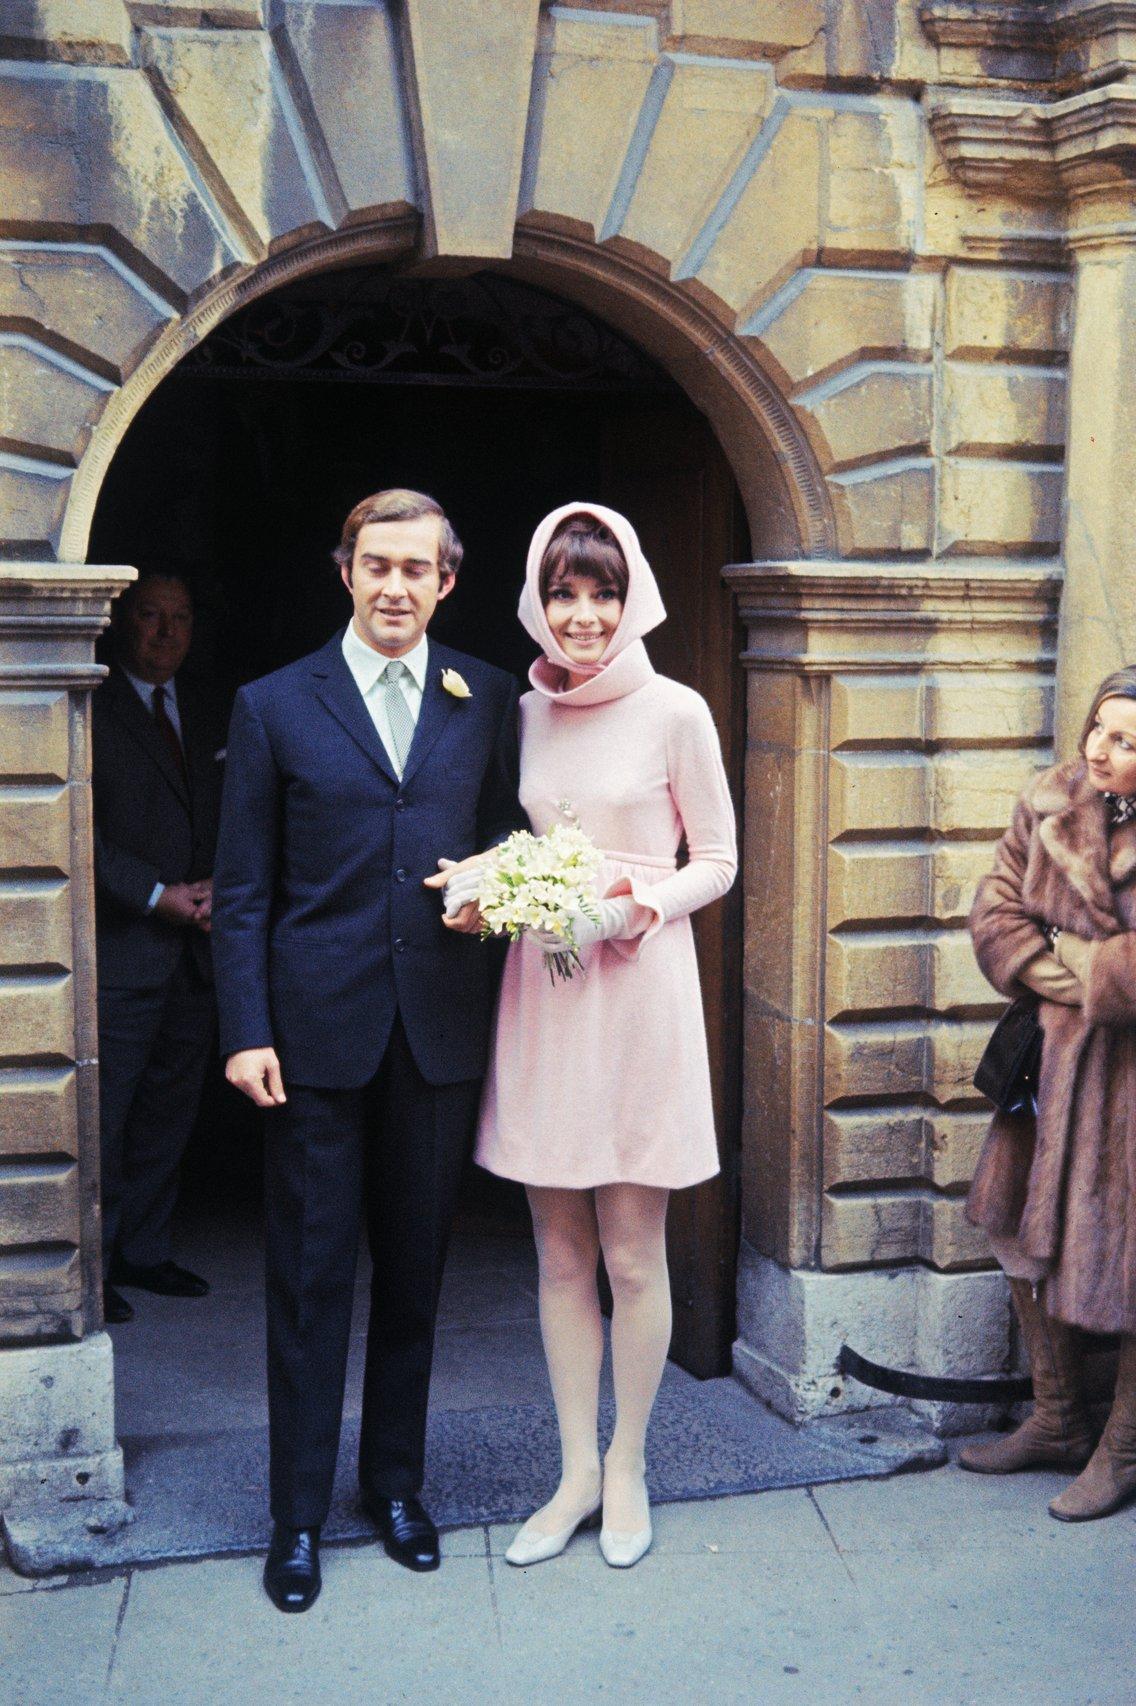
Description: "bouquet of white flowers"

(478, 823), (603, 983)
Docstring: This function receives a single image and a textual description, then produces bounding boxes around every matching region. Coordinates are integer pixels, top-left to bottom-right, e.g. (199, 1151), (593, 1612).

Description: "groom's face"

(342, 515), (455, 657)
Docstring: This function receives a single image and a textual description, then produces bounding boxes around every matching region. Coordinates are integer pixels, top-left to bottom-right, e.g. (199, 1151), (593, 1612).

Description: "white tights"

(523, 1182), (672, 1536)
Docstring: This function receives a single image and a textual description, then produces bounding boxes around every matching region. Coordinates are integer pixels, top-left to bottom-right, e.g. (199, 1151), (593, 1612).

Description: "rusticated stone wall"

(1, 0), (1135, 1530)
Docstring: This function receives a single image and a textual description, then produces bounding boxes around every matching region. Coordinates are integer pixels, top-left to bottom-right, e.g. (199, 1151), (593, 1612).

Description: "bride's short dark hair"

(538, 514), (629, 604)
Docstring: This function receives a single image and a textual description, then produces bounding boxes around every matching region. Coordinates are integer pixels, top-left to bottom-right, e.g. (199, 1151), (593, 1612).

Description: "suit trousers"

(97, 946), (215, 1272)
(265, 1015), (479, 1528)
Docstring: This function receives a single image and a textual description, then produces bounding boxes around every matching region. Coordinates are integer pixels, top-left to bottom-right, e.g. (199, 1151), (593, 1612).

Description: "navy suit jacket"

(210, 631), (525, 1089)
(92, 665), (223, 990)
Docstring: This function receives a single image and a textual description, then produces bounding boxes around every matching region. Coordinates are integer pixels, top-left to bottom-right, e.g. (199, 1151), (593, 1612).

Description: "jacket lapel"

(400, 646), (460, 786)
(1036, 761), (1123, 932)
(105, 667), (191, 812)
(311, 636), (399, 787)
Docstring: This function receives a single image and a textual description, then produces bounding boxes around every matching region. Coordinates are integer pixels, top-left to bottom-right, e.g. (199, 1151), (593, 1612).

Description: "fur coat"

(967, 758), (1136, 1335)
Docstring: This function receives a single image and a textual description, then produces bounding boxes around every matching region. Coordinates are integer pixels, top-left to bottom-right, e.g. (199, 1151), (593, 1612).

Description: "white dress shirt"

(120, 663), (183, 741)
(118, 665), (183, 914)
(341, 621), (428, 779)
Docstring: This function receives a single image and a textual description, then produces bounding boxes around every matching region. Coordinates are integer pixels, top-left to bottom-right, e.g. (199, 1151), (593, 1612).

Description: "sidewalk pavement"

(3, 1452), (1133, 1706)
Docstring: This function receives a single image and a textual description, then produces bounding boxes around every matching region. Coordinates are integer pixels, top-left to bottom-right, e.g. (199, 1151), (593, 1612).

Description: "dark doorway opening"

(90, 267), (746, 1377)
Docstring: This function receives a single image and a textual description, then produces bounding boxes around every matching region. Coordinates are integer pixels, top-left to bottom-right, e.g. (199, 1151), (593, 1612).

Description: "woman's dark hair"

(1079, 665), (1136, 753)
(538, 514), (629, 604)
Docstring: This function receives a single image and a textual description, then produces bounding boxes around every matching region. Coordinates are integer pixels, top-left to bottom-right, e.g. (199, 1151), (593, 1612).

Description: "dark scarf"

(1105, 792), (1136, 828)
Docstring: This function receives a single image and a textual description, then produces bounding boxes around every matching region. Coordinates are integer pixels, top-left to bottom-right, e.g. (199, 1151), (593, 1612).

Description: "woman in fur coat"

(962, 665), (1136, 1521)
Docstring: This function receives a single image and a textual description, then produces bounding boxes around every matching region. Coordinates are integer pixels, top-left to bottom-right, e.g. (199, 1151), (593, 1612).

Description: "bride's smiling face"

(544, 572), (623, 668)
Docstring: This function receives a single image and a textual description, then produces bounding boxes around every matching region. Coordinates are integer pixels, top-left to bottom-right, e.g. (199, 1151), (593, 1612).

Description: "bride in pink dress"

(439, 503), (736, 1569)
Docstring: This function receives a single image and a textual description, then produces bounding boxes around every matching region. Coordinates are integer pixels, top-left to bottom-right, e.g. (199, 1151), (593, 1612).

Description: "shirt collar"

(119, 663), (177, 704)
(342, 621), (430, 693)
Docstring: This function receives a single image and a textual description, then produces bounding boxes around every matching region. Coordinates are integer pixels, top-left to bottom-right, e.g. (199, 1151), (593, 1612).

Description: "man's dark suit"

(211, 631), (523, 1526)
(92, 665), (222, 1271)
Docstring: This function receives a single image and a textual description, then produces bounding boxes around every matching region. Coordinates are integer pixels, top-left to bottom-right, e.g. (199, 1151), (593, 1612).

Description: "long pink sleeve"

(606, 693), (737, 953)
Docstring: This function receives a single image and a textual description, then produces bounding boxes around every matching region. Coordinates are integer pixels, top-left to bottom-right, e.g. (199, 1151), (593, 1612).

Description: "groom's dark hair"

(333, 489), (464, 580)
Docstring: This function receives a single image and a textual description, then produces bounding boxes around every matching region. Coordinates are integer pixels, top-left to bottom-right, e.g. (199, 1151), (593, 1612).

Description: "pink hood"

(518, 502), (666, 707)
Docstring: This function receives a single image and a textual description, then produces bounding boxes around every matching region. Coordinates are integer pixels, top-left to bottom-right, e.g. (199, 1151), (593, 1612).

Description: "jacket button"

(395, 797), (406, 811)
(395, 868), (407, 883)
(394, 938), (406, 953)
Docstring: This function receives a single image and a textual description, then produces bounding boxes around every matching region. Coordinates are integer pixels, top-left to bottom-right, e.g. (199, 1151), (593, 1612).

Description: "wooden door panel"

(598, 405), (745, 1377)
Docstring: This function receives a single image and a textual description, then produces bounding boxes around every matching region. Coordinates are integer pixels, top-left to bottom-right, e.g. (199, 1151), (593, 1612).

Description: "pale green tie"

(382, 658), (415, 775)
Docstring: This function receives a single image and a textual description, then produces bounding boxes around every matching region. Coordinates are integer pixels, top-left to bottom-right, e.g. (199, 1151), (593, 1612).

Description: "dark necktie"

(152, 684), (188, 786)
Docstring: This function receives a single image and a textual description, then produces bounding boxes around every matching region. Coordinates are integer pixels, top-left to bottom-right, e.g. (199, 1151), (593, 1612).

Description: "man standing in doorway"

(212, 489), (523, 1613)
(93, 570), (221, 1325)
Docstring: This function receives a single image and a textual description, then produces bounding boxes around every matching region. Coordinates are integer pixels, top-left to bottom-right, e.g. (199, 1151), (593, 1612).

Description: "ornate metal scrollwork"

(180, 270), (673, 393)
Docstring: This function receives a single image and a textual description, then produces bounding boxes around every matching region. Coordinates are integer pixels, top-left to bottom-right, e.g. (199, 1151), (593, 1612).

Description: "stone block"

(0, 0), (131, 66)
(0, 1333), (124, 1509)
(0, 248), (168, 382)
(828, 838), (993, 930)
(943, 363), (1066, 458)
(522, 11), (659, 238)
(733, 1244), (1008, 1432)
(0, 1158), (80, 1247)
(829, 751), (931, 836)
(684, 106), (822, 321)
(945, 267), (1071, 363)
(826, 929), (989, 1022)
(403, 0), (540, 256)
(669, 0), (826, 54)
(0, 463), (71, 556)
(0, 67), (233, 298)
(0, 882), (71, 974)
(0, 788), (71, 877)
(830, 457), (935, 556)
(824, 1016), (991, 1104)
(823, 1107), (989, 1193)
(828, 668), (1051, 753)
(940, 458), (1063, 557)
(0, 1068), (79, 1163)
(0, 339), (111, 464)
(800, 365), (932, 474)
(0, 692), (69, 784)
(932, 748), (1043, 834)
(821, 104), (920, 266)
(751, 270), (935, 391)
(0, 974), (74, 1061)
(615, 57), (774, 266)
(140, 28), (324, 252)
(821, 1188), (986, 1270)
(281, 2), (415, 224)
(829, 672), (923, 749)
(804, 0), (937, 87)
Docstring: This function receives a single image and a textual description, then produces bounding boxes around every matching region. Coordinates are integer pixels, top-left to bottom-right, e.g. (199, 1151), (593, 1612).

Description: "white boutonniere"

(441, 668), (472, 699)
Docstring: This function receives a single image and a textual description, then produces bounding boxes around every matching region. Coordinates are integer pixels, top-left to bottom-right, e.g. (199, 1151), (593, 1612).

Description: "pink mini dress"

(475, 502), (737, 1191)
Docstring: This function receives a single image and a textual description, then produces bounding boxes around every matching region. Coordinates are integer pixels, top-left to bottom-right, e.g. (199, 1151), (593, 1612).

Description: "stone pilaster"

(723, 558), (1060, 1427)
(0, 564), (132, 1517)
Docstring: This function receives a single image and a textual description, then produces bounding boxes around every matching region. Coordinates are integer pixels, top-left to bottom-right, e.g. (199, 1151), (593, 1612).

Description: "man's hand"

(191, 877), (213, 933)
(424, 855), (486, 935)
(225, 1047), (287, 1108)
(154, 881), (208, 927)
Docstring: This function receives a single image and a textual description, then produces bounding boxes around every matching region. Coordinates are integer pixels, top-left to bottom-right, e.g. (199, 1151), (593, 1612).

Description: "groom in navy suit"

(211, 489), (523, 1612)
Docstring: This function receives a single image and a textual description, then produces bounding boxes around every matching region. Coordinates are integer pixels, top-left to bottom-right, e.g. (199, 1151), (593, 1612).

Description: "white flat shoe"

(504, 1494), (602, 1567)
(598, 1520), (653, 1568)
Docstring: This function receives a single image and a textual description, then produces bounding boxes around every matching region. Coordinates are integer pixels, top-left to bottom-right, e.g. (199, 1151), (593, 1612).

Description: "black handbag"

(973, 997), (1043, 1116)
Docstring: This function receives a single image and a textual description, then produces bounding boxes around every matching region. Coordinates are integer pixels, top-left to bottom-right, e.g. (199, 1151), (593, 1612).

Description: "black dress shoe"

(364, 1494), (440, 1572)
(263, 1524), (321, 1613)
(108, 1258), (210, 1298)
(103, 1283), (134, 1324)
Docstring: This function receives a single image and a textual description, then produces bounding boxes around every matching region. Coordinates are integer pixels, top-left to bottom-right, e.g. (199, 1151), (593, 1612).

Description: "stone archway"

(0, 5), (1076, 1558)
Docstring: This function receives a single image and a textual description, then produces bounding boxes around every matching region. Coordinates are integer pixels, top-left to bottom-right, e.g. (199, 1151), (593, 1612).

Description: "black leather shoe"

(108, 1258), (210, 1298)
(103, 1283), (134, 1324)
(364, 1494), (440, 1572)
(263, 1524), (321, 1613)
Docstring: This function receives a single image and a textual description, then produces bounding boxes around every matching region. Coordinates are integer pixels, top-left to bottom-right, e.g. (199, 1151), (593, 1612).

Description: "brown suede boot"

(1049, 1334), (1136, 1521)
(959, 1280), (1095, 1474)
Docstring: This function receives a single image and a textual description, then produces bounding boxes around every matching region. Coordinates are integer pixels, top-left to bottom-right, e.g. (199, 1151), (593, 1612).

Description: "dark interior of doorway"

(89, 266), (747, 1372)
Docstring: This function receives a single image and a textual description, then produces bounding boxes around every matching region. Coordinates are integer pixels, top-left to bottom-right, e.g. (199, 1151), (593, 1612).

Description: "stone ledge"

(2, 1497), (134, 1577)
